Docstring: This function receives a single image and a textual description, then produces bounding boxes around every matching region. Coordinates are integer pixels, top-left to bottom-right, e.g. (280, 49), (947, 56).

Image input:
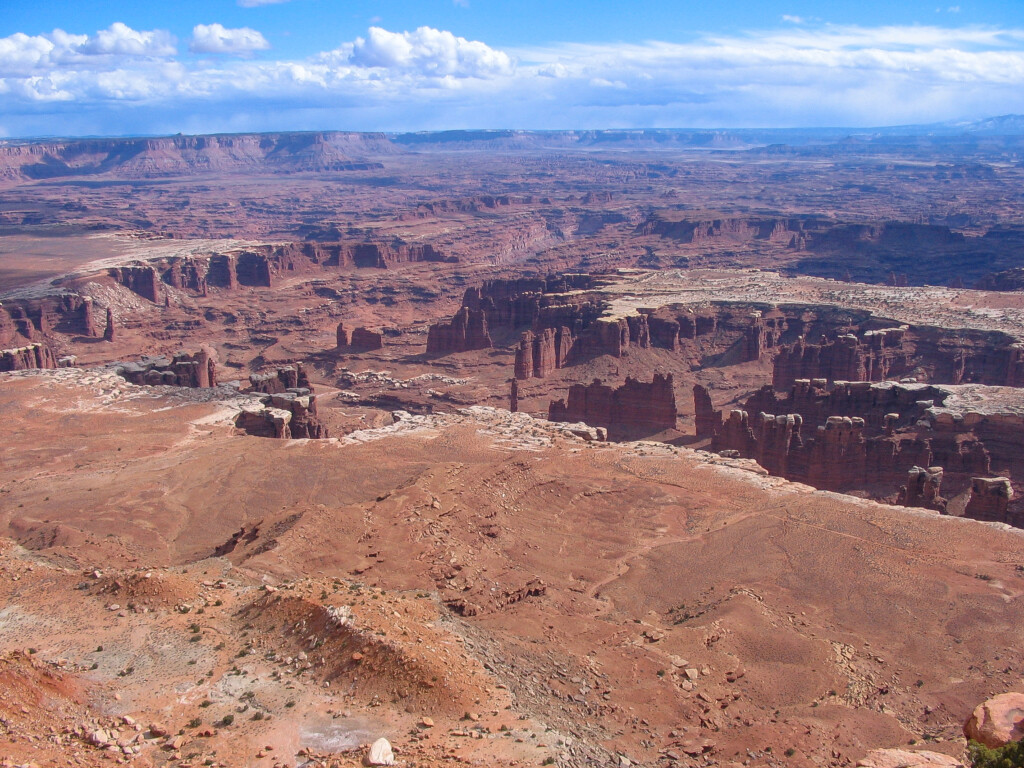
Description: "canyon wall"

(702, 379), (1021, 518)
(548, 373), (677, 440)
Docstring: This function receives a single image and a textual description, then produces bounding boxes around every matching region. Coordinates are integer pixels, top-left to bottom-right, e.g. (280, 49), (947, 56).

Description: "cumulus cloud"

(190, 23), (270, 55)
(338, 26), (514, 78)
(0, 24), (175, 77)
(4, 22), (1024, 135)
(79, 23), (176, 57)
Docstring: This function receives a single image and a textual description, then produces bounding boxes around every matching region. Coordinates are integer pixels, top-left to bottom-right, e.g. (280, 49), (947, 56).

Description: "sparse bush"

(187, 718), (201, 728)
(220, 714), (234, 726)
(199, 699), (212, 708)
(969, 739), (1024, 768)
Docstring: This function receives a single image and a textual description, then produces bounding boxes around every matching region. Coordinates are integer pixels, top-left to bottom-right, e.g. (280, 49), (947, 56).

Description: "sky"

(3, 1), (1024, 138)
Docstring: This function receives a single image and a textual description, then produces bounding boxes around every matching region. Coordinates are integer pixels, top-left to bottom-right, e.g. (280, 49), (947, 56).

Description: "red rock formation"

(703, 380), (1019, 507)
(109, 265), (160, 302)
(426, 308), (491, 355)
(116, 349), (216, 388)
(207, 254), (238, 289)
(902, 466), (945, 511)
(963, 477), (1013, 523)
(0, 342), (57, 372)
(236, 391), (328, 439)
(336, 323), (349, 348)
(103, 308), (115, 342)
(509, 379), (519, 413)
(773, 326), (1024, 389)
(350, 328), (384, 351)
(0, 294), (98, 343)
(548, 373), (676, 441)
(514, 327), (574, 379)
(693, 384), (722, 440)
(249, 364), (312, 395)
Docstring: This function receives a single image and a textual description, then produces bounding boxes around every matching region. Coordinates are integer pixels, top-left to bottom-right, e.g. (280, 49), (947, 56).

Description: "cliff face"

(548, 373), (677, 440)
(635, 214), (808, 248)
(0, 132), (391, 182)
(773, 327), (1024, 389)
(0, 342), (58, 372)
(702, 379), (1018, 511)
(0, 294), (98, 346)
(426, 307), (491, 355)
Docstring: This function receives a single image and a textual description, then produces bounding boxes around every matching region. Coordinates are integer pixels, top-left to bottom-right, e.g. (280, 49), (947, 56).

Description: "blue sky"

(3, 1), (1024, 137)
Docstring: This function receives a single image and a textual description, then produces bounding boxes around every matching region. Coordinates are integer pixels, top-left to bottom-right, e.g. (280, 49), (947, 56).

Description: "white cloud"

(79, 23), (176, 57)
(190, 23), (270, 55)
(237, 0), (293, 6)
(782, 15), (805, 24)
(4, 22), (1024, 135)
(340, 26), (514, 78)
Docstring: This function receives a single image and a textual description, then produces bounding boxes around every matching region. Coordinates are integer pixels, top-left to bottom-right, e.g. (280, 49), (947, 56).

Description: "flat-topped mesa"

(349, 327), (384, 351)
(115, 349), (217, 388)
(336, 323), (384, 352)
(963, 477), (1013, 524)
(548, 373), (677, 441)
(634, 213), (808, 247)
(903, 466), (946, 512)
(248, 363), (312, 395)
(0, 342), (58, 372)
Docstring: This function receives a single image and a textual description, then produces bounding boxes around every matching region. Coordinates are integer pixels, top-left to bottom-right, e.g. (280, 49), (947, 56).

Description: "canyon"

(2, 126), (1024, 768)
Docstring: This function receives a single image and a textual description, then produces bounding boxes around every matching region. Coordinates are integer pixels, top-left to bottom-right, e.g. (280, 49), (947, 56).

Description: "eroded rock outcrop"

(249, 364), (311, 395)
(0, 342), (57, 372)
(963, 477), (1013, 524)
(693, 384), (722, 439)
(103, 308), (115, 342)
(903, 466), (946, 511)
(109, 265), (160, 302)
(426, 307), (491, 355)
(773, 326), (1024, 389)
(548, 373), (676, 440)
(702, 379), (1020, 509)
(115, 349), (217, 388)
(235, 390), (328, 439)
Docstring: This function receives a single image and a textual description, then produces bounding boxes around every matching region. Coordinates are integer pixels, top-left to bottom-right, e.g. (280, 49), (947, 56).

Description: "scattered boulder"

(366, 737), (395, 766)
(964, 692), (1024, 748)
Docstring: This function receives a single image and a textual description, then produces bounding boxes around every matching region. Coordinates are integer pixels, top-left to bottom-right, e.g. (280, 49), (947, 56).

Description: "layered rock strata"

(701, 379), (1023, 520)
(548, 374), (677, 440)
(0, 342), (57, 372)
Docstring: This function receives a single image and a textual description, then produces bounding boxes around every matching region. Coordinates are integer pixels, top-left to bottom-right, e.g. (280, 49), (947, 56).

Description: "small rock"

(367, 737), (395, 766)
(420, 717), (434, 728)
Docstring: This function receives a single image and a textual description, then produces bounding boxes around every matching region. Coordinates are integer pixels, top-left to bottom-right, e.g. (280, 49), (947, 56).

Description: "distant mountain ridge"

(0, 132), (392, 182)
(2, 115), (1024, 182)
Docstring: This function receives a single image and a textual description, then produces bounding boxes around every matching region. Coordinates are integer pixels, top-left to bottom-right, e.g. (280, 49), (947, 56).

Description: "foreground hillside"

(1, 367), (1021, 767)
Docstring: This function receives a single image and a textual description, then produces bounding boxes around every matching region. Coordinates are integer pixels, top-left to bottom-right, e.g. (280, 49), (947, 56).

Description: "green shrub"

(969, 739), (1024, 768)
